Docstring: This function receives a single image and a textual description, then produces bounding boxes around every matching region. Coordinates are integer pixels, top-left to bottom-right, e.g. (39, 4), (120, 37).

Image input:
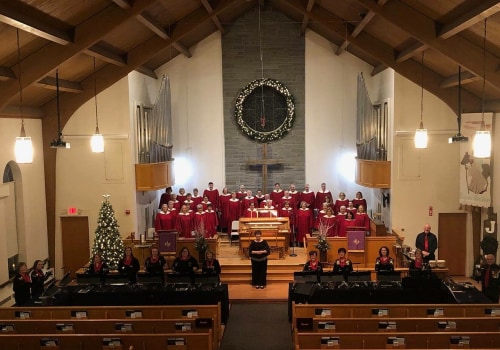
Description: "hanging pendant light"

(90, 57), (104, 153)
(473, 18), (491, 158)
(414, 51), (428, 149)
(14, 29), (33, 163)
(50, 69), (70, 149)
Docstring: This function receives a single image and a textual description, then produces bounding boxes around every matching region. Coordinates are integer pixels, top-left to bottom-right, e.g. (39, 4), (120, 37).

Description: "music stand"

(347, 271), (371, 282)
(194, 274), (220, 285)
(320, 272), (345, 283)
(166, 273), (193, 285)
(294, 271), (319, 284)
(76, 273), (101, 285)
(377, 271), (401, 282)
(137, 272), (164, 284)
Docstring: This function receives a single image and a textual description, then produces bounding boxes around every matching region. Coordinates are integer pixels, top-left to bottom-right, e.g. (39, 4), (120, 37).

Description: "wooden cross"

(246, 143), (283, 193)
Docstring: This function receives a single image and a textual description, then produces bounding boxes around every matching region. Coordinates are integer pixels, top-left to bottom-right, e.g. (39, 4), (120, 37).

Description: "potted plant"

(194, 223), (208, 263)
(314, 222), (332, 262)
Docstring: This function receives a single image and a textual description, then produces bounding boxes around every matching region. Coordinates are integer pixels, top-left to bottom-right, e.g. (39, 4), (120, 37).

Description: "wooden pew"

(0, 332), (213, 350)
(295, 331), (500, 349)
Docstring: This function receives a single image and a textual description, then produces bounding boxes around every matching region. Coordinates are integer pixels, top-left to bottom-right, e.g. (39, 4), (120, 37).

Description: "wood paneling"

(135, 161), (174, 191)
(61, 216), (90, 278)
(355, 159), (391, 188)
(438, 212), (467, 276)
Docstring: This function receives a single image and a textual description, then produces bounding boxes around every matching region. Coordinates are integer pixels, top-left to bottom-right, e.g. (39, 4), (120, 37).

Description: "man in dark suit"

(415, 224), (437, 263)
(476, 254), (500, 303)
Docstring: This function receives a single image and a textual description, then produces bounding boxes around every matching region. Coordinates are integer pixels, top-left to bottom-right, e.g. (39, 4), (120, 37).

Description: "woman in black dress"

(30, 260), (52, 300)
(13, 262), (31, 306)
(248, 230), (270, 289)
(202, 250), (221, 275)
(332, 247), (353, 274)
(145, 247), (167, 279)
(375, 246), (394, 272)
(118, 247), (140, 284)
(303, 250), (323, 273)
(172, 247), (199, 275)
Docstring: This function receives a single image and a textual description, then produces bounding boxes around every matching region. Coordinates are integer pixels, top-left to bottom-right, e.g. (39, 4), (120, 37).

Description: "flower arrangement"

(314, 221), (332, 252)
(193, 223), (208, 254)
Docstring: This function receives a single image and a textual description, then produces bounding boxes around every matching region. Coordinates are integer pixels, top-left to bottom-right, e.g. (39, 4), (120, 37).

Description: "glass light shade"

(15, 136), (33, 163)
(473, 129), (491, 158)
(414, 128), (428, 149)
(91, 133), (104, 153)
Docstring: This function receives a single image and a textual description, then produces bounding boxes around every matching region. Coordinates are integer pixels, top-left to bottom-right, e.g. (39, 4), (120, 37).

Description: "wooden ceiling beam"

(0, 104), (44, 118)
(438, 0), (500, 39)
(0, 66), (16, 81)
(440, 71), (479, 88)
(0, 1), (72, 45)
(135, 66), (158, 79)
(112, 0), (132, 10)
(281, 0), (481, 114)
(85, 46), (127, 67)
(200, 0), (225, 34)
(300, 0), (315, 35)
(0, 0), (159, 109)
(336, 0), (387, 55)
(395, 42), (427, 63)
(371, 63), (388, 76)
(137, 14), (192, 58)
(36, 77), (83, 93)
(354, 0), (500, 90)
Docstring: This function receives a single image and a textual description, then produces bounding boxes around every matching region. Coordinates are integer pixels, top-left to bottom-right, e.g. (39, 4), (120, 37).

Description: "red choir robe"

(204, 210), (218, 238)
(255, 194), (265, 206)
(260, 200), (275, 208)
(241, 196), (257, 212)
(270, 190), (284, 204)
(167, 208), (178, 225)
(177, 194), (187, 206)
(296, 208), (313, 243)
(192, 195), (203, 208)
(227, 199), (242, 229)
(236, 191), (247, 200)
(288, 191), (300, 207)
(279, 207), (296, 242)
(193, 211), (206, 231)
(171, 200), (181, 211)
(338, 218), (356, 237)
(158, 193), (171, 209)
(334, 199), (349, 214)
(183, 199), (196, 211)
(314, 210), (327, 230)
(346, 207), (357, 216)
(203, 188), (219, 210)
(354, 212), (370, 230)
(243, 208), (259, 218)
(201, 200), (212, 211)
(176, 212), (194, 238)
(352, 198), (367, 210)
(299, 191), (316, 209)
(279, 196), (296, 209)
(155, 211), (175, 231)
(315, 191), (333, 211)
(218, 194), (231, 230)
(318, 215), (338, 237)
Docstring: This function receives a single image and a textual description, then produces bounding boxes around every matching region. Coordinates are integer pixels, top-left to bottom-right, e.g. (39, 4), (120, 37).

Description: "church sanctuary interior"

(2, 0), (500, 349)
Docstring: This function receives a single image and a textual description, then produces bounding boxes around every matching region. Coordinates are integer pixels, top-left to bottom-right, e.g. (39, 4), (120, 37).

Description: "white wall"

(154, 32), (225, 194)
(305, 30), (393, 216)
(0, 118), (48, 281)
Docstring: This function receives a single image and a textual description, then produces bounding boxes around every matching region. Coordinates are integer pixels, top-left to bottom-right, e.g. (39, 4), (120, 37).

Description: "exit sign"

(67, 207), (78, 215)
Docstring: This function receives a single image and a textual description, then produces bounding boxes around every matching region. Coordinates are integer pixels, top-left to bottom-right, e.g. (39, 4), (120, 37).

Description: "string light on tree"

(90, 194), (124, 269)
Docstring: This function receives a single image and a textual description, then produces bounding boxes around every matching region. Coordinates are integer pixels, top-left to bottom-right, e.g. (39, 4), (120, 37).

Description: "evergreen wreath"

(235, 78), (295, 143)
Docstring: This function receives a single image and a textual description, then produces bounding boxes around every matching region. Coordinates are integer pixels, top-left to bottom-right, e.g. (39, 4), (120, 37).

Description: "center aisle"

(220, 302), (293, 350)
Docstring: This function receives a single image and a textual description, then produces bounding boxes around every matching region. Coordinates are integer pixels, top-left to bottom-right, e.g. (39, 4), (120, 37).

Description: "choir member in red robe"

(204, 204), (218, 238)
(177, 188), (187, 207)
(315, 183), (333, 211)
(193, 204), (206, 232)
(296, 201), (314, 245)
(244, 202), (259, 218)
(334, 192), (349, 215)
(314, 203), (329, 230)
(191, 188), (203, 208)
(338, 211), (356, 237)
(241, 190), (258, 212)
(237, 185), (247, 200)
(346, 201), (357, 216)
(259, 197), (276, 217)
(155, 204), (175, 231)
(176, 205), (194, 238)
(218, 187), (231, 232)
(227, 192), (242, 229)
(288, 184), (300, 208)
(255, 190), (265, 207)
(183, 193), (195, 211)
(158, 187), (172, 209)
(279, 190), (296, 209)
(270, 183), (284, 204)
(170, 194), (181, 211)
(299, 184), (315, 210)
(203, 182), (219, 211)
(318, 207), (338, 237)
(201, 196), (212, 211)
(353, 205), (370, 230)
(352, 191), (367, 211)
(167, 200), (178, 223)
(260, 195), (275, 209)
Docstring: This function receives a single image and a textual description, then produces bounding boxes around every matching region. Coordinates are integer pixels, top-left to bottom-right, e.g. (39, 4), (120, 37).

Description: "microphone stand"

(289, 213), (297, 257)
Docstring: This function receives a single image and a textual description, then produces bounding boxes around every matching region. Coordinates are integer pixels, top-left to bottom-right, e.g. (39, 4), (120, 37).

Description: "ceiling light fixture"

(50, 69), (70, 149)
(90, 57), (104, 153)
(449, 66), (468, 144)
(14, 29), (33, 164)
(414, 51), (428, 149)
(472, 18), (491, 158)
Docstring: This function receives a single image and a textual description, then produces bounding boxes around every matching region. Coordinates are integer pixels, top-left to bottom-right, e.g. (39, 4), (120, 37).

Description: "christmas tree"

(90, 195), (124, 269)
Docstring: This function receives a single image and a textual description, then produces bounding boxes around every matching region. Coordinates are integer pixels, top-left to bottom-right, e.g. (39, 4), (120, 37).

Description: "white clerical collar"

(245, 196), (255, 200)
(273, 189), (282, 193)
(302, 190), (312, 194)
(319, 190), (330, 193)
(195, 211), (204, 215)
(289, 190), (298, 194)
(230, 198), (239, 202)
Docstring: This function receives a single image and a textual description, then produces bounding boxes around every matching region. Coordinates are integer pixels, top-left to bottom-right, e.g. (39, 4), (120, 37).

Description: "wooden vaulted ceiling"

(1, 0), (500, 125)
